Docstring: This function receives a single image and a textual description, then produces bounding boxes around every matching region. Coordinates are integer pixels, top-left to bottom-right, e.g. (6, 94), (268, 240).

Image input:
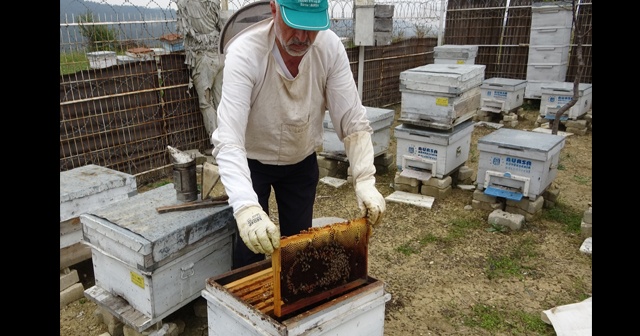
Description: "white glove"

(344, 131), (386, 227)
(234, 205), (280, 254)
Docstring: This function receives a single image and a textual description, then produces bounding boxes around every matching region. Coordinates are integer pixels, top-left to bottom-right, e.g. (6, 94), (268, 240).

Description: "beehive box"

(202, 259), (391, 336)
(476, 128), (565, 201)
(399, 64), (486, 96)
(81, 184), (235, 332)
(60, 164), (137, 269)
(540, 82), (592, 120)
(159, 33), (184, 52)
(480, 78), (527, 113)
(321, 106), (394, 159)
(433, 44), (478, 64)
(526, 62), (568, 82)
(394, 120), (474, 179)
(400, 86), (480, 129)
(86, 51), (117, 69)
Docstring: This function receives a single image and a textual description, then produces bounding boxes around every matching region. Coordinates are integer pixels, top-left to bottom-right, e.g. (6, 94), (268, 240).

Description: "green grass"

(462, 304), (554, 335)
(541, 202), (582, 233)
(60, 51), (90, 75)
(394, 217), (483, 255)
(485, 237), (538, 280)
(573, 175), (591, 185)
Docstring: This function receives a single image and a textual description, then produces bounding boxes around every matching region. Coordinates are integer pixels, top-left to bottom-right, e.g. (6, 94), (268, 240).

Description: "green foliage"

(78, 10), (120, 52)
(486, 222), (508, 233)
(541, 202), (582, 233)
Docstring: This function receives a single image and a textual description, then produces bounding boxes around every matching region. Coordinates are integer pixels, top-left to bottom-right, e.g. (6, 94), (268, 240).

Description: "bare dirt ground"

(60, 103), (592, 336)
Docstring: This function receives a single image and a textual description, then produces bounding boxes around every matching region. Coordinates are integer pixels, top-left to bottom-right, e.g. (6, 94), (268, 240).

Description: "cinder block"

(506, 195), (544, 214)
(421, 176), (452, 188)
(488, 209), (524, 230)
(471, 199), (503, 211)
(60, 283), (85, 309)
(580, 221), (592, 238)
(420, 185), (452, 198)
(394, 183), (420, 194)
(457, 166), (474, 181)
(504, 205), (539, 221)
(582, 206), (592, 224)
(98, 307), (124, 336)
(395, 172), (419, 187)
(473, 189), (498, 203)
(60, 268), (80, 292)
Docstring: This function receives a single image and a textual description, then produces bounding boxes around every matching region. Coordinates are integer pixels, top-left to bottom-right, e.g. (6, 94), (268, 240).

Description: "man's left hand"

(355, 180), (385, 227)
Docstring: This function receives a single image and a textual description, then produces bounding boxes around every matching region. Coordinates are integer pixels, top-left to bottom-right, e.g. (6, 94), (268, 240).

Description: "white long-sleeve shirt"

(211, 18), (372, 214)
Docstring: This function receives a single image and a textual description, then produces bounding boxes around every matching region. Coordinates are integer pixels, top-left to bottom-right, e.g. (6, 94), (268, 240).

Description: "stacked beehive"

(393, 64), (485, 198)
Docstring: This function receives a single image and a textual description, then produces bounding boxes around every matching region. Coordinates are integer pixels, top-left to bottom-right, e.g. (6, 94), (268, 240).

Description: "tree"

(550, 0), (590, 135)
(78, 10), (120, 52)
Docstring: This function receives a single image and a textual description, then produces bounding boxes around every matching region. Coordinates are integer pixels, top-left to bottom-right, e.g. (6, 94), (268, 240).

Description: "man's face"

(271, 1), (319, 57)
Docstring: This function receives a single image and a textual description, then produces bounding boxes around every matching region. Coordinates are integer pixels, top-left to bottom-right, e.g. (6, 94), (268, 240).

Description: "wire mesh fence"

(59, 0), (592, 186)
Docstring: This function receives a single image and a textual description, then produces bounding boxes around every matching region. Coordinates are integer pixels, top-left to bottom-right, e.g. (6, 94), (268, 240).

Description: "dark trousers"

(232, 153), (319, 269)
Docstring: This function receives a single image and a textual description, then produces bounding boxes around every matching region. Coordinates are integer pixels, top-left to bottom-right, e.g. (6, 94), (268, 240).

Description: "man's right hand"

(234, 205), (280, 254)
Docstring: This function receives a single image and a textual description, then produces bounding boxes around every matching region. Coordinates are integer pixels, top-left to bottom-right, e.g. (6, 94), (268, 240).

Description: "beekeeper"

(211, 0), (386, 268)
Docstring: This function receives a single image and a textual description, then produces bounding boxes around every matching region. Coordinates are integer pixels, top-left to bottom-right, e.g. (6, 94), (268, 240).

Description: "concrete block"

(420, 185), (452, 198)
(565, 119), (587, 128)
(395, 172), (420, 187)
(374, 4), (394, 17)
(60, 282), (85, 309)
(581, 221), (592, 238)
(583, 206), (592, 224)
(422, 176), (452, 188)
(542, 184), (561, 203)
(506, 195), (544, 214)
(457, 166), (474, 181)
(566, 127), (587, 135)
(60, 268), (80, 292)
(471, 199), (503, 211)
(393, 183), (420, 194)
(504, 205), (539, 221)
(473, 189), (498, 203)
(98, 307), (125, 336)
(502, 113), (518, 122)
(488, 209), (525, 231)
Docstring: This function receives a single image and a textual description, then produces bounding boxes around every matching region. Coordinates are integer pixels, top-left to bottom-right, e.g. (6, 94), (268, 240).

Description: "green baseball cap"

(276, 0), (330, 31)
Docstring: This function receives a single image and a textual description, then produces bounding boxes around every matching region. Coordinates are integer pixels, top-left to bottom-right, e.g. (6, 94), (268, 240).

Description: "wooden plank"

(223, 268), (272, 290)
(155, 197), (228, 213)
(60, 242), (92, 270)
(84, 285), (155, 332)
